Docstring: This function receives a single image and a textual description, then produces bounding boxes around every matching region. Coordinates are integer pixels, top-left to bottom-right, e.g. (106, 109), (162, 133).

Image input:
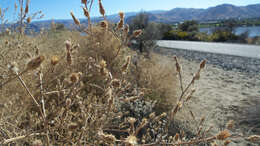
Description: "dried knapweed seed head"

(70, 72), (81, 83)
(133, 29), (142, 38)
(124, 24), (129, 35)
(216, 130), (231, 140)
(25, 0), (30, 14)
(65, 40), (72, 51)
(122, 56), (131, 73)
(51, 56), (59, 66)
(174, 133), (180, 141)
(5, 40), (9, 45)
(98, 0), (105, 17)
(100, 20), (108, 30)
(66, 51), (72, 65)
(117, 19), (124, 30)
(111, 79), (121, 88)
(200, 60), (206, 69)
(26, 17), (31, 23)
(26, 56), (45, 70)
(246, 135), (260, 142)
(226, 120), (234, 130)
(83, 7), (90, 18)
(70, 11), (80, 26)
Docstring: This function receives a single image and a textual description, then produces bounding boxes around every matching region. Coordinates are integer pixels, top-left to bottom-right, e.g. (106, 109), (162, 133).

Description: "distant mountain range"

(6, 3), (260, 31)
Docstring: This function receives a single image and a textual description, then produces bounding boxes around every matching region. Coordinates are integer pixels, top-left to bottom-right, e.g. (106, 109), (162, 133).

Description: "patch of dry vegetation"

(0, 0), (259, 145)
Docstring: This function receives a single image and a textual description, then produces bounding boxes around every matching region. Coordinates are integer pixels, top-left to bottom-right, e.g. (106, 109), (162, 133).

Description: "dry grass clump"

(0, 0), (259, 145)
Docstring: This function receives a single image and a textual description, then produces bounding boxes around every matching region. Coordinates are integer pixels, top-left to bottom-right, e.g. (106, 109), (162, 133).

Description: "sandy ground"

(176, 57), (260, 145)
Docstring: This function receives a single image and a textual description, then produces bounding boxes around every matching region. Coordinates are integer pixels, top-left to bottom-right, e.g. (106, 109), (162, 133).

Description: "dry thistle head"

(83, 7), (90, 18)
(26, 17), (31, 23)
(51, 56), (59, 66)
(70, 11), (80, 26)
(216, 130), (231, 140)
(133, 29), (142, 38)
(200, 60), (206, 69)
(98, 0), (105, 17)
(100, 20), (108, 30)
(26, 55), (45, 70)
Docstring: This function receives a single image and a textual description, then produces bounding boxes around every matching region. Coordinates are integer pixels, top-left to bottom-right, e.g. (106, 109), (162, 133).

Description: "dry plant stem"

(143, 136), (216, 146)
(2, 133), (43, 145)
(39, 71), (50, 146)
(0, 69), (28, 88)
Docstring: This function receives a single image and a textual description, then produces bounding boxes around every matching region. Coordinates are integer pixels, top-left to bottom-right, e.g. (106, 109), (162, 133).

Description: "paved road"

(157, 40), (260, 59)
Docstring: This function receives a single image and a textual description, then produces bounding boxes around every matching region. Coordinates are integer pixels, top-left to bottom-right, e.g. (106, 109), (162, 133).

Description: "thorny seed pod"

(26, 17), (31, 23)
(51, 56), (59, 66)
(98, 0), (105, 17)
(133, 29), (142, 38)
(200, 60), (206, 69)
(70, 11), (80, 26)
(216, 130), (231, 140)
(100, 20), (108, 30)
(26, 56), (45, 70)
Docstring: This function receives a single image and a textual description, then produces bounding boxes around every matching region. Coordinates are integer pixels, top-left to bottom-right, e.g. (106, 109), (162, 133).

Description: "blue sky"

(0, 0), (260, 22)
